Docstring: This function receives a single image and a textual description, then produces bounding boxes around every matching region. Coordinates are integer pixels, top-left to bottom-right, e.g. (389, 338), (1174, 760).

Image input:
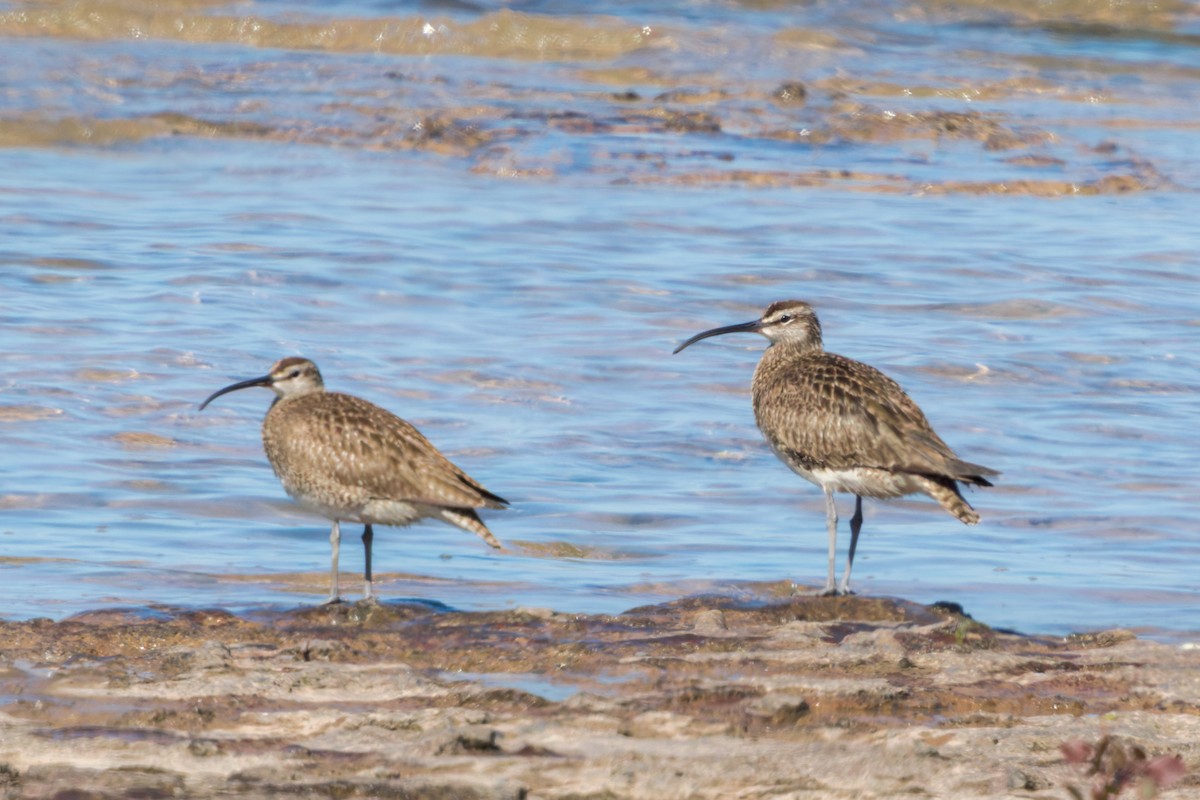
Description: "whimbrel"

(673, 300), (997, 595)
(200, 357), (506, 603)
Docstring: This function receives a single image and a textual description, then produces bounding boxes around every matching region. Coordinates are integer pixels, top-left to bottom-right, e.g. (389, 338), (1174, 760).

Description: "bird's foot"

(789, 582), (843, 597)
(318, 595), (345, 606)
(358, 595), (381, 608)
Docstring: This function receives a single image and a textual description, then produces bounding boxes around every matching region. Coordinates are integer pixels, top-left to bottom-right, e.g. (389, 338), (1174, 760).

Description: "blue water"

(1, 0), (1197, 639)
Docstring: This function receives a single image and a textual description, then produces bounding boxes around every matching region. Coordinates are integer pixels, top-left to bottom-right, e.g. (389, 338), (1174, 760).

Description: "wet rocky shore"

(1, 590), (1196, 799)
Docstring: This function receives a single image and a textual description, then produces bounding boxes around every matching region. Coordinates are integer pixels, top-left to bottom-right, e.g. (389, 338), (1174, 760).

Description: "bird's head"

(199, 356), (325, 410)
(673, 299), (823, 354)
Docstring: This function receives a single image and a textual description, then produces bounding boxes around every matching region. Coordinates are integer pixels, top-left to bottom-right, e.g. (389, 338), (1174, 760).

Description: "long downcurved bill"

(672, 319), (762, 354)
(199, 374), (272, 410)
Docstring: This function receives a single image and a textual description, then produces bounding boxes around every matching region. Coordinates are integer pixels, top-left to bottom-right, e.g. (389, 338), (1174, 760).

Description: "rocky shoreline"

(1, 592), (1196, 799)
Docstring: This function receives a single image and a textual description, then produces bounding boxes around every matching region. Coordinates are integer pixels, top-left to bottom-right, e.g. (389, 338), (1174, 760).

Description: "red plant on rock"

(1061, 735), (1186, 799)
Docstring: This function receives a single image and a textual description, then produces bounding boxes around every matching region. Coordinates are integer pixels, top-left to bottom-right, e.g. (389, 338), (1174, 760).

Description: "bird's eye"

(288, 369), (302, 379)
(777, 314), (793, 324)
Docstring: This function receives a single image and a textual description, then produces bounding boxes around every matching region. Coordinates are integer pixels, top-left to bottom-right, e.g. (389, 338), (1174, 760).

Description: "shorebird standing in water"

(200, 357), (507, 604)
(674, 300), (997, 595)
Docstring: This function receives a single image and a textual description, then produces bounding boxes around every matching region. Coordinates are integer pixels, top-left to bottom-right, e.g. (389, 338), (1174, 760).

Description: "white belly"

(788, 463), (922, 499)
(764, 439), (923, 499)
(290, 494), (426, 527)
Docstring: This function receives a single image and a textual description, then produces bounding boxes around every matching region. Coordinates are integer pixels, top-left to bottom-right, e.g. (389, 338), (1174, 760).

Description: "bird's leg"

(361, 524), (377, 604)
(822, 488), (839, 595)
(320, 520), (343, 605)
(838, 495), (863, 595)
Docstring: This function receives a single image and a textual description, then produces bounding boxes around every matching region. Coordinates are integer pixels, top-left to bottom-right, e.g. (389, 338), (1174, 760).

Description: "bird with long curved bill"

(674, 300), (997, 596)
(200, 357), (507, 604)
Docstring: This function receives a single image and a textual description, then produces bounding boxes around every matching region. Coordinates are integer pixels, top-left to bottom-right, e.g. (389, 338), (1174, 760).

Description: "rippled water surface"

(2, 0), (1198, 638)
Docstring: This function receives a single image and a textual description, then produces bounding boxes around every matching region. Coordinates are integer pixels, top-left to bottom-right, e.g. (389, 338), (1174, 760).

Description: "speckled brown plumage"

(674, 300), (998, 595)
(200, 356), (506, 604)
(263, 390), (505, 541)
(752, 347), (994, 519)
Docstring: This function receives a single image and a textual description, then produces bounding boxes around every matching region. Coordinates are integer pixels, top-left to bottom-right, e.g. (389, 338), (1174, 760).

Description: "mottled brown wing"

(288, 393), (507, 509)
(754, 352), (973, 479)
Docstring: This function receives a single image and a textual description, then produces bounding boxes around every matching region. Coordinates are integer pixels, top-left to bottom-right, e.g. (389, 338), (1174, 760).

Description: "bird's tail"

(947, 457), (999, 488)
(918, 475), (981, 525)
(438, 507), (503, 548)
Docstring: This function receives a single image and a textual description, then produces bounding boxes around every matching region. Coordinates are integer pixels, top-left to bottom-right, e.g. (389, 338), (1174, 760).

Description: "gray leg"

(838, 495), (863, 595)
(361, 524), (376, 603)
(320, 520), (342, 605)
(822, 488), (838, 595)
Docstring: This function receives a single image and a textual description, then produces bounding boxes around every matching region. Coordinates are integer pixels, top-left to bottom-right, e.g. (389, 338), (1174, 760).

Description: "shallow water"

(1, 0), (1198, 638)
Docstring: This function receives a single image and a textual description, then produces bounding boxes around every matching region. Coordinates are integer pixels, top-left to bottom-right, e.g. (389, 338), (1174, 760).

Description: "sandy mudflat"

(0, 590), (1197, 799)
